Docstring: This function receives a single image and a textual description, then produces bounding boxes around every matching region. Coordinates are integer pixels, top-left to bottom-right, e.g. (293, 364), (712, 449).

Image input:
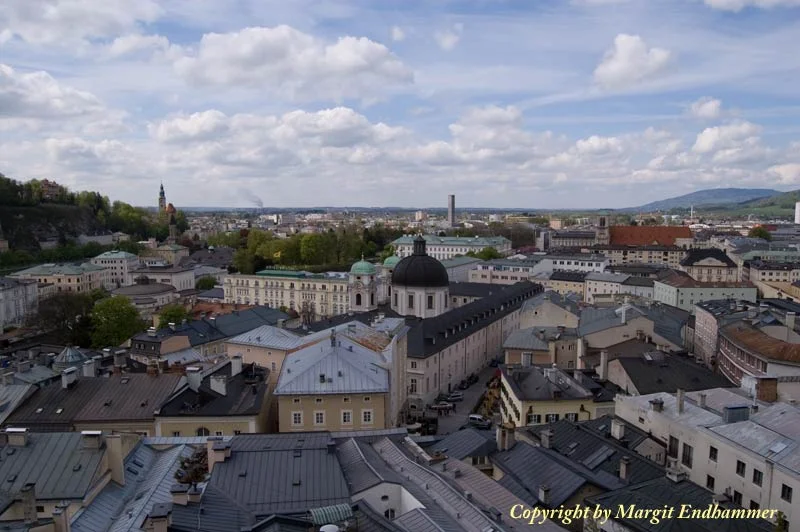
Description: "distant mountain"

(631, 188), (781, 212)
(739, 189), (800, 209)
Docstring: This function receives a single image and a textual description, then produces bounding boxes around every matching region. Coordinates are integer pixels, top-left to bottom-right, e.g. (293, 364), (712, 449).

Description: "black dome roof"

(391, 236), (449, 288)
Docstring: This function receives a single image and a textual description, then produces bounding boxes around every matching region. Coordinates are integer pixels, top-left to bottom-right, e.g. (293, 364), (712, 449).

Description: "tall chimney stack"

(676, 389), (685, 414)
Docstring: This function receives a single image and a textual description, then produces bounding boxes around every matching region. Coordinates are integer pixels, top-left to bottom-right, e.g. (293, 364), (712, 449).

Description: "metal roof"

(337, 438), (404, 494)
(428, 428), (497, 460)
(6, 378), (108, 431)
(0, 432), (105, 499)
(0, 384), (34, 426)
(392, 235), (510, 247)
(309, 504), (353, 525)
(227, 325), (303, 350)
(274, 335), (388, 396)
(74, 374), (182, 423)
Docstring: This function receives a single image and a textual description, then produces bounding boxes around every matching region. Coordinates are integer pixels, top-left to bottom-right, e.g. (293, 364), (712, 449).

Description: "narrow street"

(436, 365), (499, 435)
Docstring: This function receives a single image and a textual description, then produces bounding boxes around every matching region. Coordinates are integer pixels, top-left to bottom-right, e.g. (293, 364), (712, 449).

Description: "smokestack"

(186, 366), (202, 391)
(538, 485), (550, 506)
(448, 194), (456, 227)
(540, 429), (553, 449)
(230, 355), (243, 377)
(210, 375), (227, 396)
(699, 393), (707, 409)
(677, 389), (685, 414)
(620, 456), (631, 481)
(61, 367), (78, 389)
(598, 350), (609, 381)
(21, 483), (36, 524)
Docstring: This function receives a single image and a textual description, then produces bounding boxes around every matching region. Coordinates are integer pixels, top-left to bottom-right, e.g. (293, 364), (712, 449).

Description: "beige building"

(503, 326), (579, 369)
(653, 270), (757, 313)
(499, 364), (615, 427)
(591, 245), (687, 267)
(149, 243), (190, 265)
(90, 250), (140, 289)
(746, 261), (800, 283)
(615, 390), (799, 531)
(519, 291), (580, 330)
(530, 271), (586, 298)
(155, 358), (273, 436)
(678, 248), (739, 282)
(274, 331), (389, 432)
(224, 269), (349, 317)
(10, 262), (105, 297)
(392, 234), (512, 260)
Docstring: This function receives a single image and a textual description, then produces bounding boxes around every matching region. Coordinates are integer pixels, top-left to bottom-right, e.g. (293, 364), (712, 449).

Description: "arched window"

(370, 293), (375, 306)
(196, 427), (210, 436)
(356, 293), (362, 306)
(384, 509), (396, 519)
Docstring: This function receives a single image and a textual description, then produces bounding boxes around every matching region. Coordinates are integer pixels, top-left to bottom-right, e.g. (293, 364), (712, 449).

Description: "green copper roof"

(350, 259), (377, 275)
(383, 255), (401, 268)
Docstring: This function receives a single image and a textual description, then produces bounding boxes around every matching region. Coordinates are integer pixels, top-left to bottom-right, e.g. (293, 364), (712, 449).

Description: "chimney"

(145, 503), (172, 532)
(106, 434), (125, 486)
(650, 398), (664, 412)
(636, 330), (645, 341)
(168, 322), (176, 331)
(621, 306), (627, 324)
(15, 360), (32, 373)
(538, 485), (550, 506)
(21, 483), (36, 524)
(1, 371), (14, 385)
(755, 377), (778, 403)
(82, 360), (96, 378)
(187, 485), (202, 503)
(676, 389), (685, 414)
(147, 327), (157, 337)
(6, 427), (29, 447)
(113, 352), (127, 372)
(787, 312), (796, 332)
(327, 439), (336, 455)
(210, 375), (227, 396)
(598, 350), (609, 381)
(699, 393), (707, 409)
(186, 366), (202, 391)
(53, 502), (71, 532)
(619, 456), (631, 481)
(147, 362), (159, 377)
(540, 429), (553, 449)
(170, 484), (189, 506)
(206, 437), (231, 473)
(61, 367), (78, 389)
(610, 419), (625, 440)
(81, 430), (104, 450)
(230, 355), (243, 377)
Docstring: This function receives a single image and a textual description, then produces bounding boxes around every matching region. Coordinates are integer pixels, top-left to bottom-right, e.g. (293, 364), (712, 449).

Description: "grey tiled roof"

(274, 335), (388, 396)
(428, 428), (497, 460)
(520, 290), (580, 316)
(337, 438), (404, 493)
(448, 282), (514, 298)
(503, 326), (577, 351)
(209, 433), (351, 516)
(227, 325), (303, 350)
(0, 432), (105, 499)
(6, 378), (108, 431)
(616, 354), (733, 395)
(71, 444), (194, 532)
(0, 384), (34, 426)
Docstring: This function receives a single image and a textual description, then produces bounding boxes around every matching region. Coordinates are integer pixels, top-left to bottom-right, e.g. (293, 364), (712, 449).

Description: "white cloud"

(0, 63), (104, 118)
(0, 0), (162, 45)
(107, 34), (172, 57)
(434, 23), (463, 51)
(391, 26), (405, 42)
(692, 120), (761, 153)
(172, 26), (413, 101)
(704, 0), (800, 11)
(689, 97), (722, 119)
(593, 34), (672, 90)
(768, 163), (800, 183)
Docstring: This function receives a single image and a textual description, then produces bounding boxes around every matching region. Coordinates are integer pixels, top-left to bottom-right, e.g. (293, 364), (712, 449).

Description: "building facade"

(10, 263), (105, 297)
(392, 235), (512, 260)
(653, 272), (757, 313)
(90, 250), (140, 290)
(128, 265), (195, 291)
(0, 278), (38, 330)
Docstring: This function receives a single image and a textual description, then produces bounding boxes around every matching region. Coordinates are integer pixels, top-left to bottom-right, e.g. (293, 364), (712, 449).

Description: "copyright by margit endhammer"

(510, 503), (780, 526)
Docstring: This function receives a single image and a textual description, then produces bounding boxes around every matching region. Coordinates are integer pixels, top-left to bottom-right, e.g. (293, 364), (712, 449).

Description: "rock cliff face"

(0, 205), (107, 252)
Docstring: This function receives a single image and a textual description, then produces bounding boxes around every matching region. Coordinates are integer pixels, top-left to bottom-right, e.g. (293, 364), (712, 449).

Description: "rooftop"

(680, 248), (738, 268)
(75, 374), (182, 423)
(392, 234), (510, 246)
(503, 326), (578, 351)
(720, 320), (800, 364)
(609, 225), (693, 246)
(10, 262), (105, 277)
(5, 377), (109, 429)
(548, 270), (588, 282)
(131, 264), (193, 274)
(438, 256), (483, 268)
(520, 290), (581, 317)
(614, 352), (734, 395)
(585, 272), (631, 283)
(92, 251), (138, 260)
(501, 365), (596, 402)
(427, 428), (497, 460)
(448, 281), (514, 298)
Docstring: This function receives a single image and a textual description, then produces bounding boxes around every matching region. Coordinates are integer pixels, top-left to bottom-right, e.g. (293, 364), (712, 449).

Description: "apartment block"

(0, 277), (38, 330)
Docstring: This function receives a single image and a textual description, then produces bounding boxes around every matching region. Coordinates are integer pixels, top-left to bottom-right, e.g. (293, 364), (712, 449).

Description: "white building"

(127, 265), (195, 291)
(392, 234), (512, 260)
(90, 250), (140, 290)
(616, 390), (800, 531)
(439, 256), (483, 283)
(0, 277), (38, 330)
(653, 270), (757, 312)
(584, 272), (631, 303)
(469, 254), (609, 285)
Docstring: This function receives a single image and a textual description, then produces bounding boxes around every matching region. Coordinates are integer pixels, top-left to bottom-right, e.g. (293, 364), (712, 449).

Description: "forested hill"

(0, 173), (187, 253)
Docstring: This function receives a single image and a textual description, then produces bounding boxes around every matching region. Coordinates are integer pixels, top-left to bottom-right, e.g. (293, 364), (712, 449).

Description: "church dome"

(52, 345), (88, 372)
(350, 258), (377, 275)
(391, 236), (449, 288)
(383, 255), (401, 268)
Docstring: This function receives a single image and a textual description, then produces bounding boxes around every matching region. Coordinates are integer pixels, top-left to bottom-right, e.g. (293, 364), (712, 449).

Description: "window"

(293, 398), (301, 404)
(215, 431), (223, 436)
(343, 397), (350, 403)
(393, 292), (398, 307)
(364, 396), (371, 402)
(411, 361), (417, 369)
(315, 398), (323, 404)
(172, 431), (181, 437)
(342, 410), (352, 424)
(781, 484), (793, 503)
(410, 378), (418, 394)
(408, 294), (414, 309)
(356, 293), (362, 306)
(682, 443), (694, 468)
(292, 412), (303, 426)
(362, 409), (373, 424)
(750, 501), (760, 510)
(545, 414), (559, 423)
(427, 295), (434, 309)
(526, 413), (541, 424)
(733, 491), (742, 506)
(234, 430), (241, 435)
(196, 427), (210, 436)
(709, 446), (718, 462)
(566, 413), (578, 422)
(706, 475), (715, 490)
(668, 436), (679, 459)
(736, 460), (746, 477)
(314, 411), (325, 425)
(753, 469), (763, 487)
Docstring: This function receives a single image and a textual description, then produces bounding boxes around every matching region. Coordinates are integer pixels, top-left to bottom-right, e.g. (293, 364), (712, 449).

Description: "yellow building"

(10, 262), (105, 297)
(154, 357), (273, 436)
(499, 364), (615, 427)
(274, 331), (390, 432)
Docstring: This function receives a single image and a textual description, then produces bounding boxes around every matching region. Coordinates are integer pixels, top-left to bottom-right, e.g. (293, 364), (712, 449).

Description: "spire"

(412, 234), (427, 256)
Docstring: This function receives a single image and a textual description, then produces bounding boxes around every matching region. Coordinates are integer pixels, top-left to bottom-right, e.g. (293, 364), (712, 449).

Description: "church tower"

(158, 183), (167, 216)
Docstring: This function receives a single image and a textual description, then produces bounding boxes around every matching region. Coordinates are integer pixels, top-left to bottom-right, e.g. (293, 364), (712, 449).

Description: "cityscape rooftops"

(503, 326), (578, 351)
(720, 320), (800, 364)
(680, 248), (738, 267)
(391, 234), (510, 246)
(92, 250), (138, 260)
(501, 364), (596, 402)
(10, 262), (106, 276)
(608, 225), (693, 246)
(656, 269), (754, 289)
(613, 352), (733, 395)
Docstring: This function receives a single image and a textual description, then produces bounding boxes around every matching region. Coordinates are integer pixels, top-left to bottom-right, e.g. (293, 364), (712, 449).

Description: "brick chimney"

(620, 456), (631, 481)
(540, 429), (553, 449)
(21, 483), (36, 524)
(206, 437), (231, 473)
(106, 434), (125, 486)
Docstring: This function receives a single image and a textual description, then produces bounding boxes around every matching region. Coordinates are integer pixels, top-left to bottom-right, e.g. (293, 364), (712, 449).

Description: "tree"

(468, 247), (504, 261)
(195, 276), (217, 290)
(33, 293), (94, 345)
(774, 512), (788, 532)
(748, 226), (772, 241)
(157, 304), (191, 329)
(90, 296), (145, 348)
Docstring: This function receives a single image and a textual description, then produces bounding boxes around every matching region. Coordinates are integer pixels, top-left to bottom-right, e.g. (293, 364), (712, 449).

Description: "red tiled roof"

(609, 226), (692, 246)
(721, 321), (800, 363)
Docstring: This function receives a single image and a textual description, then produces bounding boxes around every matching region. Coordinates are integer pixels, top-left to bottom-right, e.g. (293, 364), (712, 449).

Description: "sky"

(2, 0), (800, 209)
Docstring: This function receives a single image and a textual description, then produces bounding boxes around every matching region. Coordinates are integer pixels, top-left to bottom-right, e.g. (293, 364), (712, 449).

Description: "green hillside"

(741, 189), (800, 209)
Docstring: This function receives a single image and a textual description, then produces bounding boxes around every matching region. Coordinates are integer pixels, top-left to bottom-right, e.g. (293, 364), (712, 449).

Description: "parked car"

(447, 391), (464, 402)
(467, 373), (479, 385)
(431, 401), (454, 410)
(468, 414), (492, 430)
(458, 380), (470, 390)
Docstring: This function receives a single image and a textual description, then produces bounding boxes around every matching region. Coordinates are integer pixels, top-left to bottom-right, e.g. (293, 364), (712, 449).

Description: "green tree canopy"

(157, 303), (191, 329)
(748, 226), (772, 241)
(467, 247), (504, 260)
(195, 276), (217, 290)
(32, 292), (94, 345)
(91, 296), (146, 348)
